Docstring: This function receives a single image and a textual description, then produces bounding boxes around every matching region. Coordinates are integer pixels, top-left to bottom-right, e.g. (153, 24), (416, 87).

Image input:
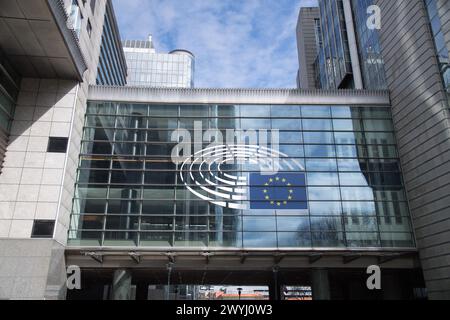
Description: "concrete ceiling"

(0, 0), (84, 80)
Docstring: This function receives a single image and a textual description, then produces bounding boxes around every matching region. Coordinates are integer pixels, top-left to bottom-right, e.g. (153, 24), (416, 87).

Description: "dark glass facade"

(424, 0), (450, 92)
(68, 102), (415, 249)
(96, 1), (127, 86)
(315, 0), (352, 89)
(0, 49), (20, 172)
(351, 0), (387, 90)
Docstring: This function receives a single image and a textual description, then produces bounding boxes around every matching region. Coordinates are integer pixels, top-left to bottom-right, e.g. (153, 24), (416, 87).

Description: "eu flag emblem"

(249, 173), (308, 210)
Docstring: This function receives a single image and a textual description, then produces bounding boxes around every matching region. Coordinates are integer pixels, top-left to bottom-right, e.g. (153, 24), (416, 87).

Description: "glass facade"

(123, 48), (195, 88)
(315, 0), (353, 89)
(425, 0), (450, 93)
(96, 1), (127, 86)
(0, 49), (20, 172)
(351, 0), (387, 90)
(68, 102), (415, 249)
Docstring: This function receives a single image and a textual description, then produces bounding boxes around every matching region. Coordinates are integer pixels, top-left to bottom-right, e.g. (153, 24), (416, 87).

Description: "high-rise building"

(123, 36), (195, 87)
(305, 0), (383, 90)
(0, 0), (126, 299)
(296, 7), (320, 89)
(314, 0), (355, 89)
(299, 0), (450, 299)
(374, 0), (450, 300)
(351, 0), (387, 89)
(96, 0), (128, 86)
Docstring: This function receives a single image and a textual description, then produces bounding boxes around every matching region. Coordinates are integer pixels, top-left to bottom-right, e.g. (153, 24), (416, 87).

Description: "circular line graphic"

(179, 145), (305, 209)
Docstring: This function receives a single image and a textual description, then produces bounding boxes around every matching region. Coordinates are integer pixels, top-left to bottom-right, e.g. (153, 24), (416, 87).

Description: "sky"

(112, 0), (318, 88)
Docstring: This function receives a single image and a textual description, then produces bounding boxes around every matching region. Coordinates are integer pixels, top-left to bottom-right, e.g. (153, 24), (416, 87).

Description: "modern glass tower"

(296, 7), (320, 89)
(351, 0), (387, 89)
(96, 0), (128, 86)
(315, 0), (353, 89)
(299, 0), (450, 299)
(123, 36), (195, 88)
(305, 0), (386, 90)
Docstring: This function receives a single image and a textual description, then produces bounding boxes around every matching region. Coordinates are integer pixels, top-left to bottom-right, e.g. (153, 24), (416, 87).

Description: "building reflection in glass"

(69, 103), (414, 249)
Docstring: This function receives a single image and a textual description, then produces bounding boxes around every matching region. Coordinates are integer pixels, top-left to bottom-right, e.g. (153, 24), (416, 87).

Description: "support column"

(111, 269), (132, 300)
(269, 267), (281, 301)
(311, 269), (330, 300)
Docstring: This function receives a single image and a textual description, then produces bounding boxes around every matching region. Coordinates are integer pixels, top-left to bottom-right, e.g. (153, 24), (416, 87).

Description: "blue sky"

(112, 0), (318, 88)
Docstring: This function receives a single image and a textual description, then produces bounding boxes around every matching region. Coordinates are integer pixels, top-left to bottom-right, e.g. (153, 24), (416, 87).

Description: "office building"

(123, 36), (195, 88)
(351, 0), (387, 89)
(298, 0), (450, 299)
(375, 0), (450, 299)
(0, 0), (126, 299)
(315, 0), (355, 89)
(96, 0), (128, 86)
(296, 7), (320, 89)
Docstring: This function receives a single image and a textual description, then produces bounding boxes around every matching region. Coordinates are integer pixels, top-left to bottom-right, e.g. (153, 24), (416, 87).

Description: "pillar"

(311, 269), (330, 300)
(111, 269), (132, 300)
(269, 267), (282, 301)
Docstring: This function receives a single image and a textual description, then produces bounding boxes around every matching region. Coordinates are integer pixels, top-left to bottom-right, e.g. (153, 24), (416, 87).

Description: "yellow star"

(277, 202), (281, 206)
(289, 190), (293, 194)
(263, 189), (268, 193)
(265, 196), (270, 200)
(270, 201), (274, 205)
(269, 178), (273, 182)
(287, 183), (292, 186)
(283, 201), (287, 205)
(264, 183), (269, 186)
(288, 196), (292, 200)
(282, 178), (286, 183)
(275, 177), (280, 181)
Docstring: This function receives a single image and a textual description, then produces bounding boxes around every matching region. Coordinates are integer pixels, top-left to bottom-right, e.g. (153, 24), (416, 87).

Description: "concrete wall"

(55, 0), (107, 247)
(0, 0), (108, 299)
(296, 7), (319, 89)
(0, 239), (65, 299)
(376, 0), (450, 299)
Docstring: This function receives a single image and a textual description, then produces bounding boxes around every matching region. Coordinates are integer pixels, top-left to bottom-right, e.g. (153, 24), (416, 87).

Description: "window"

(69, 0), (83, 37)
(68, 102), (415, 249)
(425, 0), (450, 91)
(31, 220), (55, 238)
(47, 137), (69, 153)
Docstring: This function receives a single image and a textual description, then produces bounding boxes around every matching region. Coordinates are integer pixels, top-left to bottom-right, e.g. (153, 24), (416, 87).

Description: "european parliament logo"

(249, 173), (307, 210)
(179, 144), (308, 211)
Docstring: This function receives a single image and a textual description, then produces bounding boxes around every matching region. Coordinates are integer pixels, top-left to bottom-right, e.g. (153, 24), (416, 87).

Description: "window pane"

(302, 106), (331, 117)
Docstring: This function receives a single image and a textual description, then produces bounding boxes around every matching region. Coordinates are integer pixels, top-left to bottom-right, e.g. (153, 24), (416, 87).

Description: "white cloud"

(113, 0), (318, 88)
